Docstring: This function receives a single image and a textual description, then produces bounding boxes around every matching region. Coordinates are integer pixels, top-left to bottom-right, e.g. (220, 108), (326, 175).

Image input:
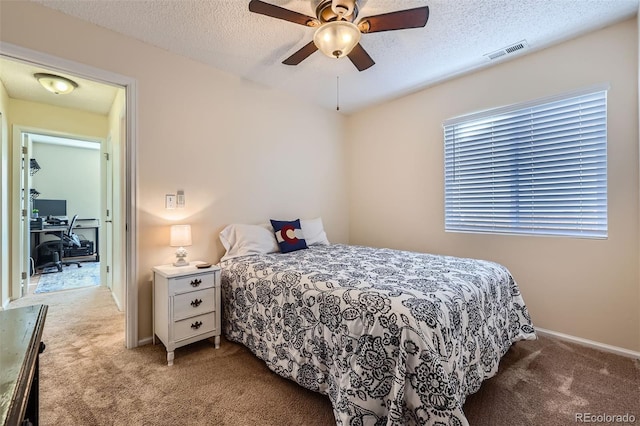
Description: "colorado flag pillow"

(270, 219), (308, 253)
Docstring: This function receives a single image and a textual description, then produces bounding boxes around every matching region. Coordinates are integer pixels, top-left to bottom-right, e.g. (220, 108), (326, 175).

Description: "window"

(444, 88), (607, 238)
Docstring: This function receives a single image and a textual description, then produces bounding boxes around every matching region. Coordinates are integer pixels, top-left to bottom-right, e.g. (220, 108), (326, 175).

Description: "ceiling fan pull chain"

(336, 76), (340, 111)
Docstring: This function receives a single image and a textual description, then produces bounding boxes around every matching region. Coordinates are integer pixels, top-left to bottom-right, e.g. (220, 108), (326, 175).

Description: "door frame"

(0, 42), (139, 349)
(15, 129), (104, 296)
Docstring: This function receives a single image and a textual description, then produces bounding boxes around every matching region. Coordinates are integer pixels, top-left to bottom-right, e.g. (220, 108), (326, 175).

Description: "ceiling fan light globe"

(313, 21), (361, 59)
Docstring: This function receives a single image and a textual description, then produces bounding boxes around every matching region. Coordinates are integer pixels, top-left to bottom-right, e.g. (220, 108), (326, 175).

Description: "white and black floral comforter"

(220, 244), (535, 425)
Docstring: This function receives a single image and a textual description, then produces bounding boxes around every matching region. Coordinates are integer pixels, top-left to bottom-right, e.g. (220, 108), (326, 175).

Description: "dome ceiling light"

(34, 73), (78, 95)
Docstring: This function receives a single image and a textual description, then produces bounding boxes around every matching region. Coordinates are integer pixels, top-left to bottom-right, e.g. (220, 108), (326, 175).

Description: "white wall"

(31, 141), (101, 220)
(107, 88), (126, 310)
(0, 1), (349, 341)
(346, 19), (640, 352)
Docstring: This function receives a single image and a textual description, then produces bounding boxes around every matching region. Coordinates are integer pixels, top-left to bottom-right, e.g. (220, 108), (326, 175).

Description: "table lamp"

(170, 224), (192, 267)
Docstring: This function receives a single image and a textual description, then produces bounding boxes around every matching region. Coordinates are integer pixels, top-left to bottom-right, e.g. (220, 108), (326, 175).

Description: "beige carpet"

(8, 286), (639, 425)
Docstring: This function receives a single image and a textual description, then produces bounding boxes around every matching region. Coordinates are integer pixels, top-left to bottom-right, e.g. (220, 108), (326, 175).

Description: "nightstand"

(152, 262), (221, 366)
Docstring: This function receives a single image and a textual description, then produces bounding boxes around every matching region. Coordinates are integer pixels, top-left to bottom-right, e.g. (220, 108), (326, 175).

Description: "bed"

(219, 232), (535, 425)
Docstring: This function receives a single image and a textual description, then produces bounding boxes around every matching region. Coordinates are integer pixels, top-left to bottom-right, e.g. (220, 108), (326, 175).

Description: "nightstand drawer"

(173, 288), (215, 321)
(174, 312), (216, 342)
(171, 273), (215, 295)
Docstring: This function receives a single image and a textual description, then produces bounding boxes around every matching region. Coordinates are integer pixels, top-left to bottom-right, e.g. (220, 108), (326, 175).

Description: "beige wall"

(346, 19), (640, 352)
(4, 2), (634, 352)
(0, 1), (349, 341)
(637, 4), (640, 355)
(8, 99), (108, 138)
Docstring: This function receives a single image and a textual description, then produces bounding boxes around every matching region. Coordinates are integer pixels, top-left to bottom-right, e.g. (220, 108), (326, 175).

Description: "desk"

(30, 226), (66, 245)
(0, 304), (48, 426)
(30, 226), (66, 268)
(30, 220), (100, 265)
(73, 220), (100, 262)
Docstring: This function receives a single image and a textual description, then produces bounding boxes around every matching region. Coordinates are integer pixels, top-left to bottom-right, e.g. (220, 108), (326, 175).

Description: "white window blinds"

(444, 88), (607, 238)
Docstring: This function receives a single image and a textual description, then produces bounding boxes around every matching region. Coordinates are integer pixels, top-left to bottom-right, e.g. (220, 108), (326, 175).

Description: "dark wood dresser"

(0, 305), (48, 426)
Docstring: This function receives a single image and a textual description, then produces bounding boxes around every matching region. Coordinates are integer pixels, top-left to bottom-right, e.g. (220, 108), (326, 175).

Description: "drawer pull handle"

(190, 278), (202, 287)
(191, 321), (203, 330)
(191, 299), (202, 307)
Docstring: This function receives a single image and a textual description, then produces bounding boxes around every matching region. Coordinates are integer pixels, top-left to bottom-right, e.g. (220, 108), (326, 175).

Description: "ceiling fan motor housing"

(316, 0), (359, 23)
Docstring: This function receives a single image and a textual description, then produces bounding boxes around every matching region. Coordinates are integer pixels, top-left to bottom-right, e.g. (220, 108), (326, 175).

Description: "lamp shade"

(313, 21), (361, 59)
(170, 224), (192, 247)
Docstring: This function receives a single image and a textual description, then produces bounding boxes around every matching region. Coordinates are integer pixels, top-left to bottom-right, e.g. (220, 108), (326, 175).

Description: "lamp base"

(173, 258), (188, 267)
(173, 247), (188, 267)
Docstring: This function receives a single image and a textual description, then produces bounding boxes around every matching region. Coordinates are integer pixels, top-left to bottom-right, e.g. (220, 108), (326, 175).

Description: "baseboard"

(110, 290), (123, 312)
(135, 328), (639, 358)
(535, 327), (640, 359)
(1, 297), (9, 310)
(138, 336), (153, 346)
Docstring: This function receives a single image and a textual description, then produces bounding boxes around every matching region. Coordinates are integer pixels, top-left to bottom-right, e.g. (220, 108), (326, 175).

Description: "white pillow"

(300, 217), (330, 246)
(219, 223), (279, 262)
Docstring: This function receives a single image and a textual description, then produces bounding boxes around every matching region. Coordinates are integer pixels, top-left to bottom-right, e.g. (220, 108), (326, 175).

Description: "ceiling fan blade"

(347, 43), (375, 71)
(282, 41), (318, 66)
(359, 6), (429, 33)
(249, 0), (318, 27)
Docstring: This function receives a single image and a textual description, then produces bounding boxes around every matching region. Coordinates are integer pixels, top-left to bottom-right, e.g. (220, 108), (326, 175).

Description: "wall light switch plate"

(165, 194), (176, 209)
(176, 190), (185, 208)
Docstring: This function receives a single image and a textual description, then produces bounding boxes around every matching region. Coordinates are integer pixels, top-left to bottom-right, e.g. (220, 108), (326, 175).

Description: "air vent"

(485, 40), (528, 61)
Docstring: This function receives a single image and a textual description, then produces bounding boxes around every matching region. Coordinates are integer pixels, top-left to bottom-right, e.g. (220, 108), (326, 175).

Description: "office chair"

(59, 215), (83, 268)
(35, 214), (83, 272)
(34, 244), (62, 273)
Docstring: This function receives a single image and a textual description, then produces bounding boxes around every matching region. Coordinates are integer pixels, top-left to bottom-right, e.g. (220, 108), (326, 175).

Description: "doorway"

(24, 133), (104, 295)
(0, 43), (139, 348)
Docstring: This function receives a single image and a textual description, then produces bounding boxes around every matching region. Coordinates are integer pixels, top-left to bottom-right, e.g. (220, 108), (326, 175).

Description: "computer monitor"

(33, 199), (67, 217)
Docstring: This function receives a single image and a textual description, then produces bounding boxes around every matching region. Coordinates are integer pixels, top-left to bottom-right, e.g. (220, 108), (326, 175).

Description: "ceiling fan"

(248, 0), (430, 71)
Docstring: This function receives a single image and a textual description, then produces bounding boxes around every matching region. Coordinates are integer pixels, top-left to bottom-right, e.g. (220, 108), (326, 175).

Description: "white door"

(20, 133), (31, 296)
(104, 135), (114, 291)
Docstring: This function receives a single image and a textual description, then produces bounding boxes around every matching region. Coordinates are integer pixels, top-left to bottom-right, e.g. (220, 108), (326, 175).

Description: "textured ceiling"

(2, 0), (639, 115)
(0, 58), (119, 115)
